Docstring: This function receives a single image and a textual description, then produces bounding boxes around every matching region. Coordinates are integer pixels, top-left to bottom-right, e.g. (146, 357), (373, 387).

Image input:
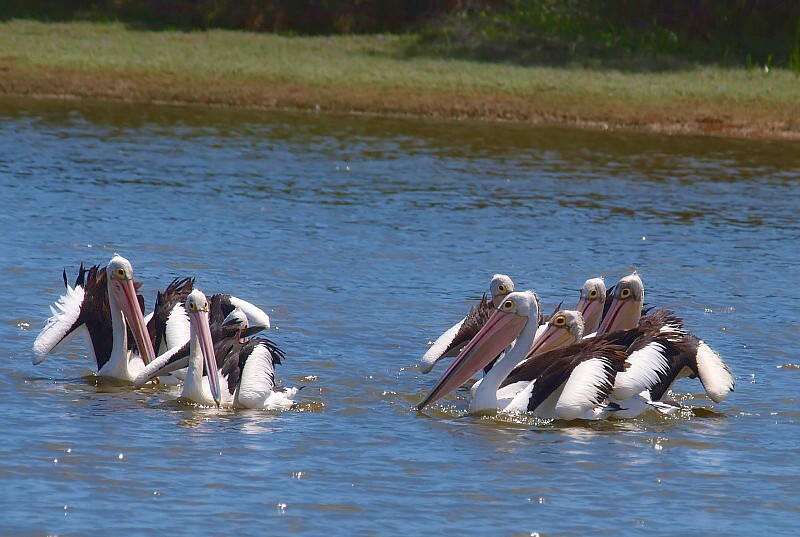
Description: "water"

(0, 97), (798, 535)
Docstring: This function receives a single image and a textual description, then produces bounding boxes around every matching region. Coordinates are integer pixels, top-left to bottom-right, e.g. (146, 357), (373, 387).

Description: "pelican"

(526, 310), (585, 357)
(490, 301), (675, 418)
(575, 277), (606, 334)
(596, 273), (645, 334)
(417, 291), (629, 419)
(143, 276), (271, 384)
(597, 272), (734, 404)
(420, 274), (515, 374)
(148, 276), (270, 354)
(135, 290), (297, 410)
(521, 307), (684, 416)
(465, 308), (580, 397)
(133, 290), (272, 386)
(33, 255), (156, 381)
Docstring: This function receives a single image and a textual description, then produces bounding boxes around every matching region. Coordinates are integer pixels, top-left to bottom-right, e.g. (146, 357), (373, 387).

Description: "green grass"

(1, 20), (798, 137)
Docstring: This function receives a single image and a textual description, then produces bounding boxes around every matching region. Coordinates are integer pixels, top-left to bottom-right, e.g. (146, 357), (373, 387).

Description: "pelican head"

(106, 255), (156, 366)
(223, 307), (249, 330)
(417, 290), (539, 410)
(527, 309), (584, 357)
(489, 274), (515, 307)
(575, 277), (605, 334)
(597, 272), (644, 334)
(223, 306), (250, 343)
(186, 290), (222, 406)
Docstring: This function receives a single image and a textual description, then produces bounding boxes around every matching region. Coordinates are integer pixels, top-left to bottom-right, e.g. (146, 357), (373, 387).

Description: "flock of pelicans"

(32, 254), (735, 420)
(417, 274), (734, 419)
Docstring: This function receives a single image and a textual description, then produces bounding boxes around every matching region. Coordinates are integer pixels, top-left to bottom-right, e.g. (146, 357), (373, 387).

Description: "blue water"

(0, 98), (798, 535)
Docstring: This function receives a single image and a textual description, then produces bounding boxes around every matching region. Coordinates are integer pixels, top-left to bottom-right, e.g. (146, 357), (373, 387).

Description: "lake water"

(0, 97), (798, 535)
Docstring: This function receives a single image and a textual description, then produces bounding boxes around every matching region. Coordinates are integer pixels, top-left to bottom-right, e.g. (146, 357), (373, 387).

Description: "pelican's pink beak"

(188, 308), (221, 407)
(576, 297), (603, 334)
(597, 297), (641, 334)
(527, 323), (578, 357)
(110, 277), (156, 366)
(417, 309), (526, 410)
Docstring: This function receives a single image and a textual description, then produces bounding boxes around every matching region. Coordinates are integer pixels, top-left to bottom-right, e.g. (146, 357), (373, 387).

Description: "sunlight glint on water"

(0, 98), (798, 534)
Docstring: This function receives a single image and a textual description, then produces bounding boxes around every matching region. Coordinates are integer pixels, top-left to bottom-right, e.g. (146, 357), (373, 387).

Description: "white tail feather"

(695, 340), (734, 403)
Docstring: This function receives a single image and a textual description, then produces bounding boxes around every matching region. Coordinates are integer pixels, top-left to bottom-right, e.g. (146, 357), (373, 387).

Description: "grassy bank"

(1, 20), (799, 139)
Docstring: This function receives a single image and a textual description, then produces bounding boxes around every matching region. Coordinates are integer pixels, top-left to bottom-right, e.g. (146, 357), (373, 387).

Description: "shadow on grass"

(398, 37), (706, 73)
(394, 17), (779, 73)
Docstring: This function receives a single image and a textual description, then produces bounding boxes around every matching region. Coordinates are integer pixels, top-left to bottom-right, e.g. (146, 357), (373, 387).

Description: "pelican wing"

(611, 340), (671, 400)
(624, 310), (733, 404)
(649, 334), (734, 404)
(133, 341), (190, 386)
(148, 277), (194, 354)
(597, 309), (686, 400)
(213, 294), (271, 330)
(501, 339), (626, 415)
(554, 356), (621, 420)
(221, 338), (286, 406)
(421, 295), (493, 373)
(33, 265), (117, 369)
(33, 282), (86, 364)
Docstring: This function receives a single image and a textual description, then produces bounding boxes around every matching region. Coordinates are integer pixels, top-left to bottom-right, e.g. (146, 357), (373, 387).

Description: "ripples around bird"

(0, 97), (798, 535)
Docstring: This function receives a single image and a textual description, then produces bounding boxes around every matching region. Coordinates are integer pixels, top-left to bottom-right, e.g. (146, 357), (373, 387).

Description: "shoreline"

(1, 21), (799, 141)
(4, 68), (797, 141)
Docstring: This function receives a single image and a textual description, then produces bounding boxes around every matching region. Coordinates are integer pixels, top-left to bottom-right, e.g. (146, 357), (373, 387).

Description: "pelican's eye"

(114, 267), (126, 279)
(620, 288), (632, 299)
(188, 301), (198, 313)
(501, 299), (515, 312)
(553, 315), (566, 327)
(497, 284), (506, 294)
(589, 288), (598, 299)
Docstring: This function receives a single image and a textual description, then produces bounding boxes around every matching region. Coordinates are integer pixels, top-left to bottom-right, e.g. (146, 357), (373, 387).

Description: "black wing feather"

(500, 339), (627, 412)
(149, 277), (194, 352)
(449, 294), (493, 350)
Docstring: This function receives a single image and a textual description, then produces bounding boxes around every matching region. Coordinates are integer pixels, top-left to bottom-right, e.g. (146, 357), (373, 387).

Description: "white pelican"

(483, 302), (677, 418)
(33, 255), (156, 381)
(526, 310), (585, 357)
(147, 276), (270, 355)
(596, 273), (646, 334)
(135, 290), (297, 410)
(420, 274), (516, 374)
(417, 291), (629, 419)
(597, 272), (734, 404)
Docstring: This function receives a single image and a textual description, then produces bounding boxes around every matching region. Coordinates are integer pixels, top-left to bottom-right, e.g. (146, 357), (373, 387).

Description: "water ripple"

(0, 98), (798, 534)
